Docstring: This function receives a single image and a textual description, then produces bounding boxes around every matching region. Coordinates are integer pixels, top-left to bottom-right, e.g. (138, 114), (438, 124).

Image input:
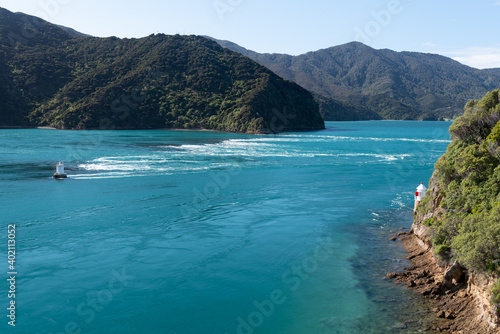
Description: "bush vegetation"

(420, 89), (500, 275)
(0, 8), (323, 133)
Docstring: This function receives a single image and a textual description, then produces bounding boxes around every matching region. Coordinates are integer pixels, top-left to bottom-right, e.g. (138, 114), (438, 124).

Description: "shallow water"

(0, 121), (450, 333)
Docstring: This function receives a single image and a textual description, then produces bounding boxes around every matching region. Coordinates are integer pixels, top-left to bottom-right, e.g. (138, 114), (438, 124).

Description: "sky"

(1, 0), (500, 69)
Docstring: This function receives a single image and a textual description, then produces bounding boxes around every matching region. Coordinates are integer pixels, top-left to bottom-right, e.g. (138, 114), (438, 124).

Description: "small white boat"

(53, 161), (68, 179)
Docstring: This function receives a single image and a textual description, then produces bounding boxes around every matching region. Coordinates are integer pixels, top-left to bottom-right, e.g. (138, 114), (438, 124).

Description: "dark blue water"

(0, 121), (451, 333)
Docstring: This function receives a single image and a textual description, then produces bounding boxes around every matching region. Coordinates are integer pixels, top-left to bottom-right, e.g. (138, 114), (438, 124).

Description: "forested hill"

(213, 39), (500, 121)
(0, 8), (324, 133)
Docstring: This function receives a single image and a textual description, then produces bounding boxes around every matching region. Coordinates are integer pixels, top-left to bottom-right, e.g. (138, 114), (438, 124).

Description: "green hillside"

(0, 8), (324, 133)
(214, 39), (500, 121)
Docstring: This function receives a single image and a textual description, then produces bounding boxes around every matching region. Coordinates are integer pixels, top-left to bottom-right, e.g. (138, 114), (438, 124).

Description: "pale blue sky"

(2, 0), (500, 68)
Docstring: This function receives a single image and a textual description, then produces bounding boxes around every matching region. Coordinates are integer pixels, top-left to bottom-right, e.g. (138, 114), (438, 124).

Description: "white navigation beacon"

(415, 182), (427, 202)
(53, 161), (68, 179)
(413, 182), (427, 213)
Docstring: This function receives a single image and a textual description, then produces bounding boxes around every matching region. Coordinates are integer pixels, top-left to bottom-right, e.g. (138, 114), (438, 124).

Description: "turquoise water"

(0, 121), (451, 334)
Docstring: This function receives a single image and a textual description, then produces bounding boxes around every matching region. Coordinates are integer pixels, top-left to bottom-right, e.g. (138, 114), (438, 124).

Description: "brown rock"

(386, 273), (397, 279)
(443, 261), (464, 287)
(392, 322), (407, 330)
(390, 237), (397, 241)
(422, 287), (434, 296)
(389, 227), (499, 333)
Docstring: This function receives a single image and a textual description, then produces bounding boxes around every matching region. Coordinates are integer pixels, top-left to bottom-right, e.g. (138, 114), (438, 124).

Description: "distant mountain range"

(212, 38), (500, 121)
(0, 8), (324, 133)
(2, 6), (499, 129)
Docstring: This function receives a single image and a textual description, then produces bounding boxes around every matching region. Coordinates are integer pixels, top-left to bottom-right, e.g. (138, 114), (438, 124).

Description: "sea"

(0, 121), (451, 334)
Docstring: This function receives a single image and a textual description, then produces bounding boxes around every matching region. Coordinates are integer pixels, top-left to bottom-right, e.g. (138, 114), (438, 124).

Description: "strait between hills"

(2, 5), (500, 133)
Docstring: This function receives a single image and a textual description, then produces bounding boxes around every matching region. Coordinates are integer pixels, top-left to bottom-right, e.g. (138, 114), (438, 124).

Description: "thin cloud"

(438, 47), (500, 69)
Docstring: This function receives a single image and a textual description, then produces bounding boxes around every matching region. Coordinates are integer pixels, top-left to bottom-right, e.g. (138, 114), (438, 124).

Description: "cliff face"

(411, 89), (500, 330)
(413, 179), (499, 329)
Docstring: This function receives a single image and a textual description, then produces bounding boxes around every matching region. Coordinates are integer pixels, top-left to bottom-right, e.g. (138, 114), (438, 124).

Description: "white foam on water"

(75, 132), (428, 179)
(70, 172), (138, 180)
(338, 153), (412, 161)
(278, 134), (451, 144)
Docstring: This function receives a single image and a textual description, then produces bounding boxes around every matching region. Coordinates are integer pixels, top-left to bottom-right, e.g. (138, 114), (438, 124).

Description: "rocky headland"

(387, 184), (500, 333)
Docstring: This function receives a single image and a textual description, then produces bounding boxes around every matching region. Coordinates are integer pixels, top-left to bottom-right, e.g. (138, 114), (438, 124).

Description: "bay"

(0, 121), (451, 333)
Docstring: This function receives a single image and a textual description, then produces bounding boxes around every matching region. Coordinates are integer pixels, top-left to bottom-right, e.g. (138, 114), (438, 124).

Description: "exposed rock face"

(443, 261), (465, 288)
(389, 232), (499, 333)
(467, 274), (499, 329)
(405, 179), (500, 332)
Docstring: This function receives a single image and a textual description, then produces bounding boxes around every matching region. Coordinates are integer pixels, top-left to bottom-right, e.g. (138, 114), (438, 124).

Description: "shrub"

(491, 278), (500, 308)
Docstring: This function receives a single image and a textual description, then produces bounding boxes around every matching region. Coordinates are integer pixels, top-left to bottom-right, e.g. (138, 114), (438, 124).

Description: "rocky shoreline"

(387, 230), (499, 333)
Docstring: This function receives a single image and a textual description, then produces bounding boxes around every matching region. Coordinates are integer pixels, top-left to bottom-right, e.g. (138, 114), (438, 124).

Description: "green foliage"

(423, 217), (436, 226)
(215, 39), (500, 121)
(429, 212), (460, 256)
(449, 89), (500, 143)
(450, 208), (500, 272)
(0, 8), (323, 132)
(492, 278), (500, 307)
(424, 89), (500, 274)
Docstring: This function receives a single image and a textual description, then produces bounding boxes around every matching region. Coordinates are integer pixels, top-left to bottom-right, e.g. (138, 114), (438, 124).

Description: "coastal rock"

(386, 273), (397, 279)
(393, 231), (500, 333)
(444, 261), (465, 288)
(392, 322), (407, 330)
(410, 222), (432, 251)
(445, 311), (455, 320)
(467, 274), (499, 329)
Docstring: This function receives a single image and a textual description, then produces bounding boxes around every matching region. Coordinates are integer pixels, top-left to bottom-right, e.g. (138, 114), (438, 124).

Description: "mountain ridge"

(211, 38), (500, 121)
(0, 7), (324, 133)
